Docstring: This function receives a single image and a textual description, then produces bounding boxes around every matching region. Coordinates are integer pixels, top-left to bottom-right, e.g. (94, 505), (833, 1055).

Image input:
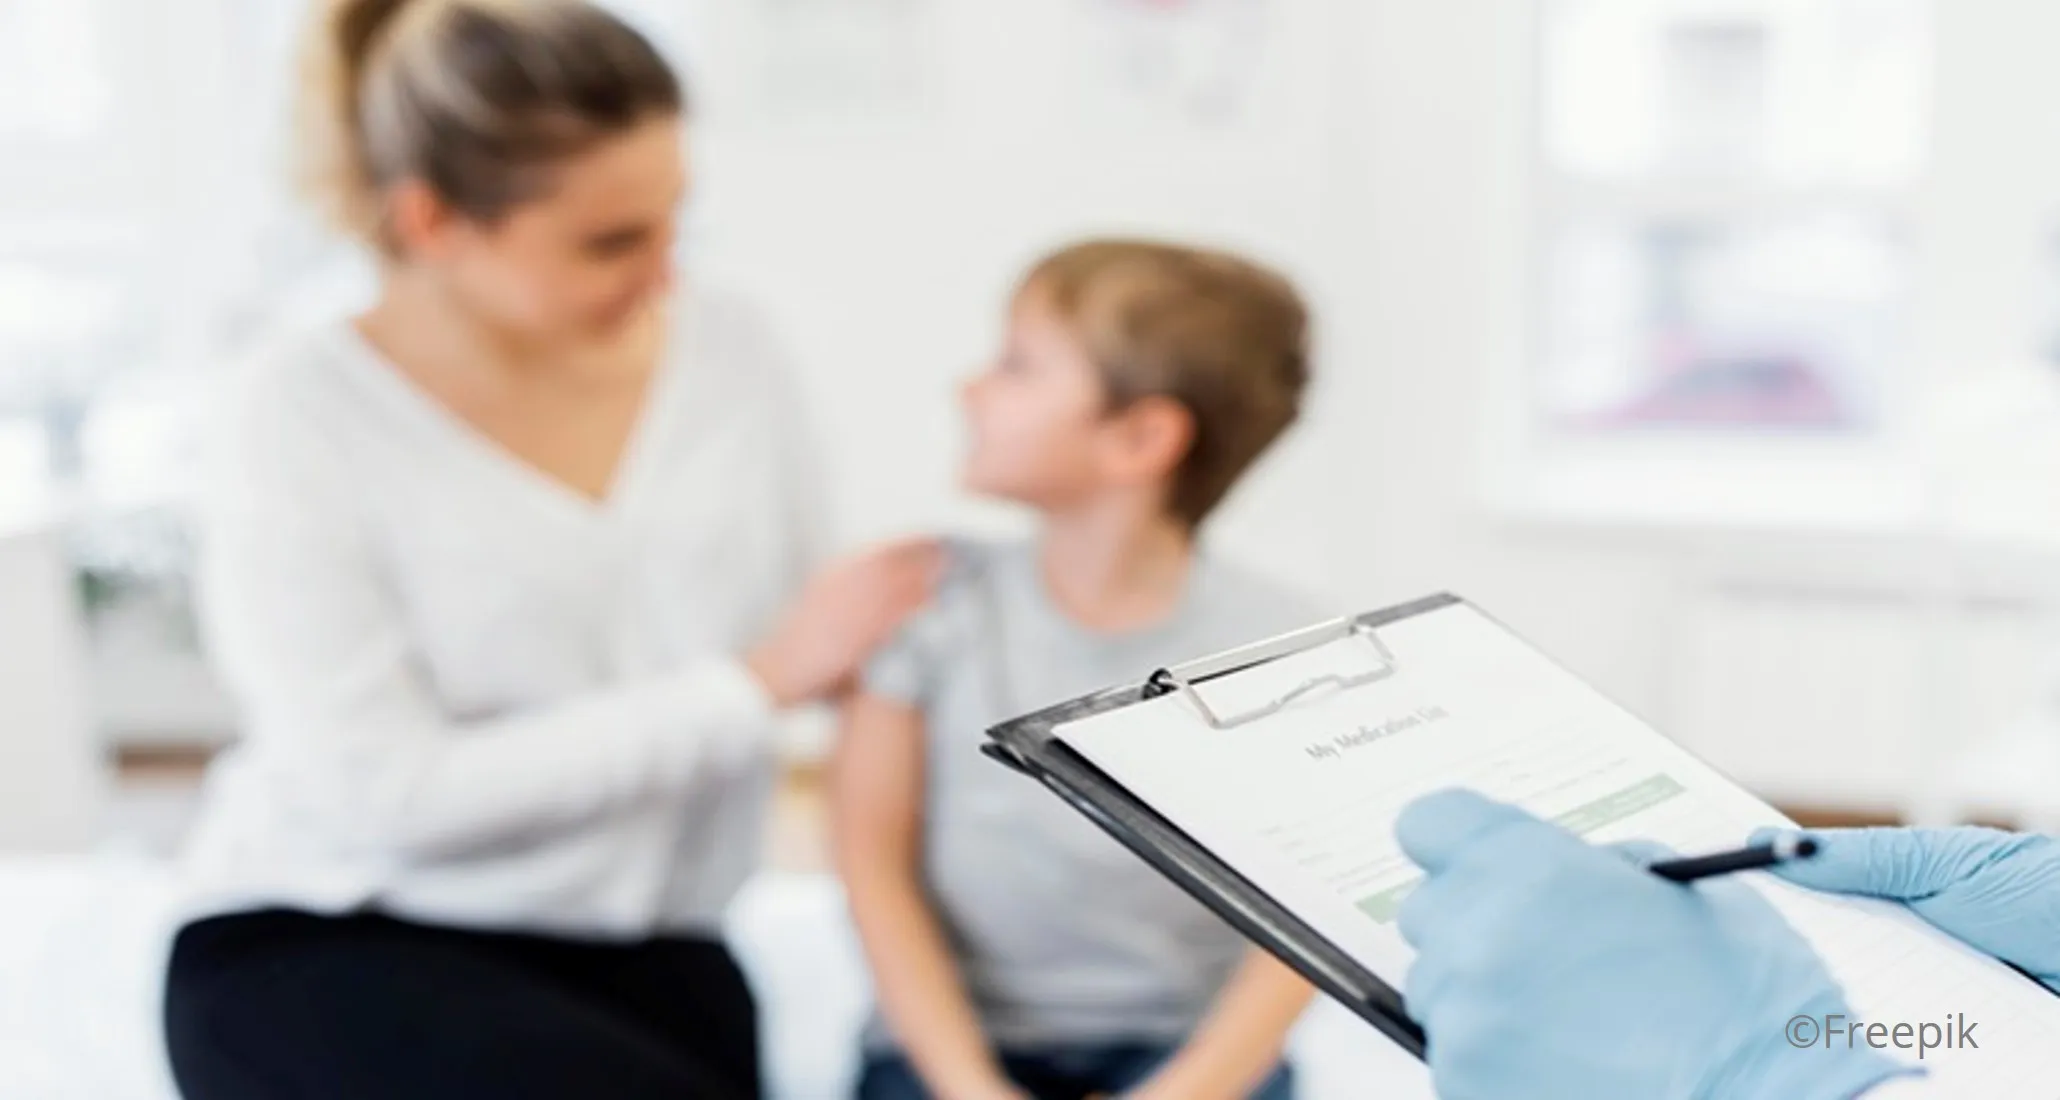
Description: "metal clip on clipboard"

(1144, 617), (1399, 730)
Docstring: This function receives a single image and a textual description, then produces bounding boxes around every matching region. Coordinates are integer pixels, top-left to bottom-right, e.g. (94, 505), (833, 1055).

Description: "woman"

(161, 2), (934, 1098)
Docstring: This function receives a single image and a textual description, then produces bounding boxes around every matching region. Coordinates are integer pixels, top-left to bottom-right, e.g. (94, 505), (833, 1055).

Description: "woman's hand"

(746, 539), (942, 709)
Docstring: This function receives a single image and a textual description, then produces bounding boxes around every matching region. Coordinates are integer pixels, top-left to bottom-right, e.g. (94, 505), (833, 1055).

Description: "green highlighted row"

(1358, 881), (1418, 923)
(1353, 773), (1687, 924)
(1550, 773), (1686, 837)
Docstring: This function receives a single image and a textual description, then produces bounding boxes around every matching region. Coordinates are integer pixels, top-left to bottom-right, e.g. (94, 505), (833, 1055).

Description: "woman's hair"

(297, 0), (685, 249)
(1021, 239), (1311, 529)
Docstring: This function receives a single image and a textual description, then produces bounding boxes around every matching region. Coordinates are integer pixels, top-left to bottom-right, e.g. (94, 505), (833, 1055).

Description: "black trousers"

(163, 908), (761, 1100)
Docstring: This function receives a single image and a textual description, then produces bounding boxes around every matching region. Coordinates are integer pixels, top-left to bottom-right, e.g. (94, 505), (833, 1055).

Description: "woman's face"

(422, 116), (688, 343)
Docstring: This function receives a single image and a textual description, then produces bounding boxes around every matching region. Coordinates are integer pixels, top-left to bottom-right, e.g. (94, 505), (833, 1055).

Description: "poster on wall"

(1070, 0), (1272, 133)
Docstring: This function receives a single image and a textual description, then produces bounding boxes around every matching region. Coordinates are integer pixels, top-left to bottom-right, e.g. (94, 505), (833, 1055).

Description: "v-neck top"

(177, 286), (824, 939)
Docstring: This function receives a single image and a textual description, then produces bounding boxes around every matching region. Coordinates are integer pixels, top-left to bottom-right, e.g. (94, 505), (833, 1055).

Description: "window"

(0, 0), (163, 483)
(1535, 0), (1931, 435)
(0, 0), (357, 744)
(0, 0), (114, 143)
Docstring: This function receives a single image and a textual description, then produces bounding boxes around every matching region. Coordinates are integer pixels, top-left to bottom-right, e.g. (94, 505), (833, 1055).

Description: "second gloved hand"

(1757, 824), (2060, 990)
(1396, 790), (1918, 1100)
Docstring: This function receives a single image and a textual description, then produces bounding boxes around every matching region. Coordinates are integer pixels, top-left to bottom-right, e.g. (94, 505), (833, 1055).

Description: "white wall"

(682, 0), (2060, 814)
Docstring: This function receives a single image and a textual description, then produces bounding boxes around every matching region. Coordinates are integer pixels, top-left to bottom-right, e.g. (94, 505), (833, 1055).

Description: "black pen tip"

(1794, 836), (1819, 858)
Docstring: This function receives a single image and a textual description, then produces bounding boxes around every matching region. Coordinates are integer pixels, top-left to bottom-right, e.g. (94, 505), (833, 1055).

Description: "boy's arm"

(831, 690), (1027, 1100)
(1126, 950), (1315, 1100)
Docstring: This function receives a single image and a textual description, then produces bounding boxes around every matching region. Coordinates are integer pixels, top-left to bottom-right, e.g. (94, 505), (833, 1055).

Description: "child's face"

(959, 289), (1181, 512)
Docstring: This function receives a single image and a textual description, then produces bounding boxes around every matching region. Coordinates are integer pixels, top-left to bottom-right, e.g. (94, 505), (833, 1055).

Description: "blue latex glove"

(1756, 825), (2060, 991)
(1395, 790), (1917, 1100)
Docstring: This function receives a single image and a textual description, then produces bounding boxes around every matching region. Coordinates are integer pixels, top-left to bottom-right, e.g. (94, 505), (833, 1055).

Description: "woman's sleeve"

(196, 382), (776, 862)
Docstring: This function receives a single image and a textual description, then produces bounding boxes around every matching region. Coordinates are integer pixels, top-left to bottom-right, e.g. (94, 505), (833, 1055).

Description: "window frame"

(1493, 0), (1938, 534)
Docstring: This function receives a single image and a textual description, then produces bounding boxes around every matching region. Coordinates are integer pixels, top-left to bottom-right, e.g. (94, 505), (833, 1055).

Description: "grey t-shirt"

(859, 538), (1318, 1050)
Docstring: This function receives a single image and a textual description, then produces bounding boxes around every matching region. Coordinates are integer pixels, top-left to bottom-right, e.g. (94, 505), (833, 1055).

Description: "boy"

(833, 240), (1318, 1100)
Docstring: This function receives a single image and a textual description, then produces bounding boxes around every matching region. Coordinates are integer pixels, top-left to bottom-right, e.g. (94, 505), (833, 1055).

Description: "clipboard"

(980, 592), (1460, 1061)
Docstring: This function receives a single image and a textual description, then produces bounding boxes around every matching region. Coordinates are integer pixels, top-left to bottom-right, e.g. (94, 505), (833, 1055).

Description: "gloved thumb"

(1396, 789), (1545, 873)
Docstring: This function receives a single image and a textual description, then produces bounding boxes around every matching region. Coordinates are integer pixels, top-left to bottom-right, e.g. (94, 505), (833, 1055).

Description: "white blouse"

(177, 287), (823, 939)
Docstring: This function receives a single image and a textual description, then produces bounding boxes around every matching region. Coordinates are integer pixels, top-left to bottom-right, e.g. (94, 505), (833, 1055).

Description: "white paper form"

(1057, 601), (2060, 1090)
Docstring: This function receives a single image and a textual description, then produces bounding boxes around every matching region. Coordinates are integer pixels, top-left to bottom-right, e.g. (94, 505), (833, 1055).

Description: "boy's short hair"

(1022, 239), (1310, 528)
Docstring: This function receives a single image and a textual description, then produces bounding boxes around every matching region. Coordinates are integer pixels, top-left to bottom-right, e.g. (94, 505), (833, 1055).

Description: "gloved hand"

(1395, 789), (1919, 1100)
(1756, 824), (2060, 991)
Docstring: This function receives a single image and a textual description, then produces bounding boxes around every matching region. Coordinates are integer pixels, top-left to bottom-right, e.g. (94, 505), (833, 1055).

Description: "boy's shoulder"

(883, 536), (1322, 657)
(936, 533), (1025, 586)
(935, 538), (1323, 635)
(877, 534), (1022, 634)
(906, 535), (1031, 630)
(858, 534), (1023, 705)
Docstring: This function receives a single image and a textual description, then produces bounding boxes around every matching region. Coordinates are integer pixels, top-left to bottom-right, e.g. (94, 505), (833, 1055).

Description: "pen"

(1647, 833), (1819, 884)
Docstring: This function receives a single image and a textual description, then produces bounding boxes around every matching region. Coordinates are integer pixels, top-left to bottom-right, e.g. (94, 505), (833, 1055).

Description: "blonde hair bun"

(295, 0), (684, 249)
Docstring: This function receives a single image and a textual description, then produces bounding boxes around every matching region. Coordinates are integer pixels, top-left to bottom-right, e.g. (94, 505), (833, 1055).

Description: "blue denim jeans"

(856, 1043), (1294, 1100)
